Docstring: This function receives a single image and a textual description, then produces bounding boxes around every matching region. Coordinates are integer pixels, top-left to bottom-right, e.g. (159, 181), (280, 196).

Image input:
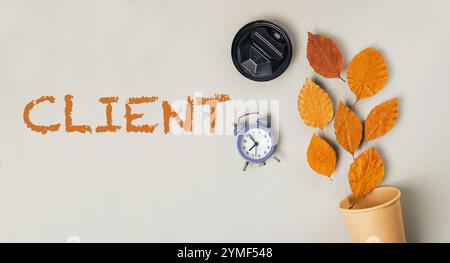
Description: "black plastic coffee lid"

(231, 20), (293, 82)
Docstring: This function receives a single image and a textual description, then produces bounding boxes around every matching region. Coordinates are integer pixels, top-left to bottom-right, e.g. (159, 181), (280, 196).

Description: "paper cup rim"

(339, 186), (401, 213)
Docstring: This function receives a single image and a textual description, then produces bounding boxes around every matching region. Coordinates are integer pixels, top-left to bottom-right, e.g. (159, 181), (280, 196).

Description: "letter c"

(23, 96), (61, 134)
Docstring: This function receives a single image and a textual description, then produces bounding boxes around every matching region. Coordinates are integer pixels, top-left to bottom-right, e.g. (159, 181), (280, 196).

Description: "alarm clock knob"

(257, 117), (271, 128)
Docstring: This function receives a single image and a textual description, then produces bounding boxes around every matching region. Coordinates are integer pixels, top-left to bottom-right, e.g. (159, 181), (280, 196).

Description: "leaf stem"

(352, 98), (358, 109)
(349, 202), (355, 209)
(338, 75), (346, 83)
(349, 197), (359, 209)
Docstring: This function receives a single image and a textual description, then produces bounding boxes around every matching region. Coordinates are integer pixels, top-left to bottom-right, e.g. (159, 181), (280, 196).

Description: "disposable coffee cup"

(339, 186), (406, 243)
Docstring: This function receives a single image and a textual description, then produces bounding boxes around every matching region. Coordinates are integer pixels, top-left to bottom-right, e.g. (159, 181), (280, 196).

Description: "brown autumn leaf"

(307, 134), (337, 177)
(347, 47), (388, 100)
(348, 147), (385, 198)
(307, 32), (344, 79)
(365, 98), (399, 141)
(334, 101), (362, 155)
(297, 78), (334, 129)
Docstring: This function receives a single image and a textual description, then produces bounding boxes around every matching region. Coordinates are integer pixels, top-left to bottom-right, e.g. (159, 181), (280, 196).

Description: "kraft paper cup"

(339, 187), (406, 243)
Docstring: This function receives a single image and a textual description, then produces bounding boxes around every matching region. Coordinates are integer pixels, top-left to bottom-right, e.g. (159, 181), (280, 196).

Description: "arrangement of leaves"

(298, 32), (399, 207)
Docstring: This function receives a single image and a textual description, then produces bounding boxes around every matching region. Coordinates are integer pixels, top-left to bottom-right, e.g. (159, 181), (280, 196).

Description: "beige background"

(1, 0), (449, 242)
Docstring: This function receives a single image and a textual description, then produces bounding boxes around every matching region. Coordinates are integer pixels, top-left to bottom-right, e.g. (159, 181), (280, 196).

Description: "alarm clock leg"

(272, 155), (281, 162)
(242, 161), (249, 171)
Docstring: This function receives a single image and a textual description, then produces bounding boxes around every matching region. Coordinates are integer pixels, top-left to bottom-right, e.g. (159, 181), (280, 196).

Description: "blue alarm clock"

(233, 112), (280, 171)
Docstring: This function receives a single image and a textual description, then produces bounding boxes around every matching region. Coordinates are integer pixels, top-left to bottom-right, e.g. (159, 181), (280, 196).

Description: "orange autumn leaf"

(365, 98), (399, 141)
(307, 134), (337, 177)
(334, 101), (362, 155)
(307, 32), (344, 79)
(348, 148), (385, 198)
(347, 47), (388, 100)
(297, 78), (334, 129)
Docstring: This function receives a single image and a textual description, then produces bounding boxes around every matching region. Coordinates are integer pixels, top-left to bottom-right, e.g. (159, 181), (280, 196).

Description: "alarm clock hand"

(248, 134), (256, 143)
(248, 143), (256, 152)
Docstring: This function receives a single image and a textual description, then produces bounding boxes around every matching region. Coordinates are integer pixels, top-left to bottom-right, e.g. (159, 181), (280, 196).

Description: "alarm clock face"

(238, 127), (275, 162)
